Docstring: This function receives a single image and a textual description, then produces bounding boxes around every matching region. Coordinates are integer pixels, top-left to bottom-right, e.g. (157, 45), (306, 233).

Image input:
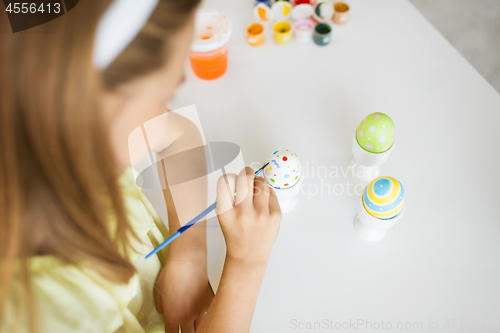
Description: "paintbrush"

(145, 162), (270, 259)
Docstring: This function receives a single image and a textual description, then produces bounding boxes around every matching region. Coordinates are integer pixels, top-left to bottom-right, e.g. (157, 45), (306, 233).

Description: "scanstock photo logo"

(3, 0), (79, 32)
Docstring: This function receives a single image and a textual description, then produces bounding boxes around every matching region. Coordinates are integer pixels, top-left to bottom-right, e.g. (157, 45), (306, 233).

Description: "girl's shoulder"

(2, 256), (139, 333)
(118, 167), (168, 244)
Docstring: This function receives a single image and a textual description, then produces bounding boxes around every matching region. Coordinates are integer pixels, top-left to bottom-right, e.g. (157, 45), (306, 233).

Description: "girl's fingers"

(216, 173), (237, 215)
(268, 186), (281, 217)
(253, 176), (270, 214)
(235, 167), (254, 207)
(194, 313), (205, 332)
(180, 324), (195, 333)
(163, 323), (179, 333)
(194, 313), (204, 331)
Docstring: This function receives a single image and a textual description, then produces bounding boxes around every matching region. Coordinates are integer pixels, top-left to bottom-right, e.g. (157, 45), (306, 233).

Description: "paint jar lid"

(191, 9), (232, 52)
(293, 19), (314, 43)
(271, 1), (292, 21)
(291, 3), (313, 20)
(253, 3), (273, 22)
(312, 1), (334, 22)
(294, 19), (313, 32)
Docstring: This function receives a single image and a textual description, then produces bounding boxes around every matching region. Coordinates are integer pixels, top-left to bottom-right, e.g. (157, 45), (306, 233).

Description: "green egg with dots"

(356, 112), (395, 153)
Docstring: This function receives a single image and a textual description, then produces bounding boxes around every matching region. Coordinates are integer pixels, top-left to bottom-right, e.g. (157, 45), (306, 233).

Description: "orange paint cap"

(253, 3), (273, 22)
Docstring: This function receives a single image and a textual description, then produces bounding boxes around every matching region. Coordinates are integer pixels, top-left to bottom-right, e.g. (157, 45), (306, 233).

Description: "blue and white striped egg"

(263, 149), (301, 189)
(362, 176), (405, 219)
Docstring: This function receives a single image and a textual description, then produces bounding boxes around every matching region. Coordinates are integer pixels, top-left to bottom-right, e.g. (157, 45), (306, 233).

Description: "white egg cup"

(353, 198), (405, 242)
(269, 175), (303, 214)
(350, 131), (396, 182)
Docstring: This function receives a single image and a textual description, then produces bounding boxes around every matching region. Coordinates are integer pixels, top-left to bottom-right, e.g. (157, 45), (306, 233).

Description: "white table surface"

(169, 0), (500, 331)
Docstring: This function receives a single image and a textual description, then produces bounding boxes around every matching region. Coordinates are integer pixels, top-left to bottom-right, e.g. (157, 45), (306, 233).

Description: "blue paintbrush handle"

(145, 164), (268, 259)
(145, 202), (217, 259)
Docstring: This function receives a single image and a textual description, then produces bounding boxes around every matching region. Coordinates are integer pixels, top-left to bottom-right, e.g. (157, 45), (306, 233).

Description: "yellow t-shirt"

(1, 168), (169, 333)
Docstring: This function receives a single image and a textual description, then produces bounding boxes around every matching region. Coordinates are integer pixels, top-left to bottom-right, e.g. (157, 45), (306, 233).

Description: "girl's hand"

(216, 167), (282, 265)
(154, 258), (213, 333)
(194, 168), (282, 333)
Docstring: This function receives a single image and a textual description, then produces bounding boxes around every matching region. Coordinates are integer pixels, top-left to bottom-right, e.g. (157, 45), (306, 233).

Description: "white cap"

(312, 1), (334, 23)
(272, 1), (292, 21)
(191, 9), (232, 53)
(253, 3), (273, 22)
(291, 3), (313, 20)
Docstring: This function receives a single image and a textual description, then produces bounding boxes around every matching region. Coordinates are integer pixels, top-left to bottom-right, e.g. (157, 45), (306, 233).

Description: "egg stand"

(350, 131), (396, 182)
(270, 175), (303, 213)
(353, 198), (405, 242)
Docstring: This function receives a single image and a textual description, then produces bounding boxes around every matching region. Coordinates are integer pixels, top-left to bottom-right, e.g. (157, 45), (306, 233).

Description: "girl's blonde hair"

(0, 0), (200, 331)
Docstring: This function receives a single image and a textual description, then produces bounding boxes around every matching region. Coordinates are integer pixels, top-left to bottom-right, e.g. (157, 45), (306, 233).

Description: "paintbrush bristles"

(259, 162), (270, 171)
(255, 162), (270, 176)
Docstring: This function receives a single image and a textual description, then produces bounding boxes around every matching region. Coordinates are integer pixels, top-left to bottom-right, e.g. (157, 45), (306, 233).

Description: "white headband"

(93, 0), (159, 70)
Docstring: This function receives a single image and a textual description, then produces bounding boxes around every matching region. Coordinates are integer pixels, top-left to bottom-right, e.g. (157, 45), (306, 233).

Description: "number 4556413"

(5, 3), (61, 14)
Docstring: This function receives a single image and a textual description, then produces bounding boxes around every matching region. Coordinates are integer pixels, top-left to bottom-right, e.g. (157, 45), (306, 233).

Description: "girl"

(0, 0), (281, 332)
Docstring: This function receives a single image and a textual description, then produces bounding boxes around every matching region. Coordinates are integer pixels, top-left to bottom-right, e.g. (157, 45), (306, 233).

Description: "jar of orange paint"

(247, 23), (264, 46)
(190, 9), (232, 80)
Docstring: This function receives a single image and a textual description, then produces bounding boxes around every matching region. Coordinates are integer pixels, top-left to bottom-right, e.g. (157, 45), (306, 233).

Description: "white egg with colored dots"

(263, 149), (301, 189)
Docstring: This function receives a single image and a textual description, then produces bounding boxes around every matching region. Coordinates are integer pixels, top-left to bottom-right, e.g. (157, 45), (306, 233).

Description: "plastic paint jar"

(313, 23), (332, 46)
(333, 2), (350, 24)
(190, 9), (232, 80)
(293, 20), (313, 43)
(273, 21), (292, 45)
(247, 23), (264, 47)
(294, 0), (311, 5)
